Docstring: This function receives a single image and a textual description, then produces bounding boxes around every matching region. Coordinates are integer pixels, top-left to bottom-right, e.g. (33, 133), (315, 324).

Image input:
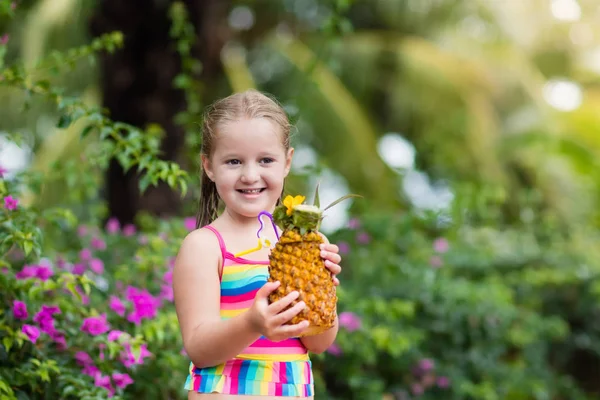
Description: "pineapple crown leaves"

(273, 184), (362, 233)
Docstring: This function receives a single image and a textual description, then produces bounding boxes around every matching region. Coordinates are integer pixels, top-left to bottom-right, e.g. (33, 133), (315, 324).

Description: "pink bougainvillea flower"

(105, 217), (120, 234)
(81, 314), (110, 336)
(337, 241), (350, 255)
(184, 217), (196, 231)
(94, 373), (114, 397)
(79, 248), (92, 261)
(347, 218), (360, 230)
(109, 296), (126, 317)
(4, 195), (18, 210)
(163, 270), (173, 285)
(12, 300), (28, 320)
(91, 236), (106, 250)
(82, 364), (99, 377)
(121, 343), (152, 368)
(418, 358), (435, 372)
(433, 237), (449, 253)
(89, 258), (104, 274)
(112, 372), (134, 389)
(326, 343), (342, 356)
(15, 265), (36, 280)
(22, 324), (40, 343)
(437, 376), (450, 388)
(159, 284), (173, 302)
(356, 231), (371, 245)
(430, 255), (443, 268)
(75, 351), (93, 366)
(125, 286), (160, 325)
(34, 305), (60, 333)
(339, 312), (362, 332)
(122, 224), (136, 237)
(107, 330), (127, 342)
(49, 330), (67, 350)
(72, 263), (86, 275)
(35, 266), (53, 281)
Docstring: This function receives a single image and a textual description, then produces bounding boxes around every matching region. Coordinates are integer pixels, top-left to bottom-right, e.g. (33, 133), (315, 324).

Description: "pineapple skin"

(268, 230), (337, 337)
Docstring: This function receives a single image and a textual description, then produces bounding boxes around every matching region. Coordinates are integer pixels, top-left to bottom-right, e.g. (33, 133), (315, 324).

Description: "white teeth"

(241, 189), (262, 194)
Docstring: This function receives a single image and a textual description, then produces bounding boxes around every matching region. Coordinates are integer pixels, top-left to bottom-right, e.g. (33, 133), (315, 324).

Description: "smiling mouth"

(237, 188), (265, 194)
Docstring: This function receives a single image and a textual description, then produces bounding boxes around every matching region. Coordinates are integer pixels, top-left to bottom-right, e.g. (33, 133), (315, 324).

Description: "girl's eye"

(226, 159), (241, 165)
(261, 158), (274, 164)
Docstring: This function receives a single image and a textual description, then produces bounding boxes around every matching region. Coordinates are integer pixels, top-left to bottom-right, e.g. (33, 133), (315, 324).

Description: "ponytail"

(195, 168), (220, 229)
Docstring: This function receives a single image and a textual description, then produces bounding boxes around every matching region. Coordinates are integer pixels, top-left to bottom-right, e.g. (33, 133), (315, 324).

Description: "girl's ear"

(284, 147), (295, 177)
(201, 155), (214, 181)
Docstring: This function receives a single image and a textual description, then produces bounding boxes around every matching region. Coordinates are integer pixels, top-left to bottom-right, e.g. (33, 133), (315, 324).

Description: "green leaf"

(81, 125), (94, 138)
(3, 336), (12, 353)
(323, 194), (363, 211)
(22, 240), (33, 256)
(313, 182), (320, 208)
(57, 114), (72, 129)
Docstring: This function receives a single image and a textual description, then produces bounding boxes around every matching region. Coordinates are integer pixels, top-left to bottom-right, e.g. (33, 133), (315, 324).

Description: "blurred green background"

(2, 0), (600, 399)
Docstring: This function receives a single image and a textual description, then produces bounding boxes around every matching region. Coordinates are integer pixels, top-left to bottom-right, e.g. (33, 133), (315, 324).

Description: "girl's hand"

(318, 234), (342, 286)
(246, 281), (309, 342)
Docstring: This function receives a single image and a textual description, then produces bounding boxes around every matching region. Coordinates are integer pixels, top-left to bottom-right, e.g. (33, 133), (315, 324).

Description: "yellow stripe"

(263, 362), (273, 382)
(260, 380), (270, 394)
(222, 264), (266, 274)
(220, 308), (248, 318)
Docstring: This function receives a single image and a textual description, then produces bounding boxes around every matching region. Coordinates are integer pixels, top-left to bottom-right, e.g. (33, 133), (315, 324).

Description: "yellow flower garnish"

(283, 195), (306, 216)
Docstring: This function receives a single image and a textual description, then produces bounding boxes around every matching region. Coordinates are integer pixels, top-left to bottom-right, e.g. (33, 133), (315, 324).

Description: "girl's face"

(202, 117), (294, 222)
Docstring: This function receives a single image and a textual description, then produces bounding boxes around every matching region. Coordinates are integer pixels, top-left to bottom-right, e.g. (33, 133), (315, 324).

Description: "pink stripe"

(252, 338), (304, 348)
(305, 362), (310, 384)
(224, 253), (270, 265)
(221, 289), (258, 303)
(277, 364), (285, 394)
(220, 299), (253, 310)
(241, 346), (306, 355)
(222, 258), (237, 267)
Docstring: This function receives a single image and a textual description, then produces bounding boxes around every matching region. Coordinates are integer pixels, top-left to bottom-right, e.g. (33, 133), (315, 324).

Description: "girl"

(173, 90), (343, 399)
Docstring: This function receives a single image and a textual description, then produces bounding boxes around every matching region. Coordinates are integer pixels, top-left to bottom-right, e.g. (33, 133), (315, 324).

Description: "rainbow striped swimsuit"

(184, 225), (314, 396)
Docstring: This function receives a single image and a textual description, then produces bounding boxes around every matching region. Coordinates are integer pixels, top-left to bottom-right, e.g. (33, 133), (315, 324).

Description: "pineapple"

(268, 188), (360, 337)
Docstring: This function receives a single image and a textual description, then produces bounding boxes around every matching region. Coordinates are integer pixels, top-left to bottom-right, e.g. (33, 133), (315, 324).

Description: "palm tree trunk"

(89, 0), (227, 225)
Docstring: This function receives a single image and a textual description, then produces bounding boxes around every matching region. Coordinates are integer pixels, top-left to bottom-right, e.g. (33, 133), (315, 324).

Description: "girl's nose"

(241, 165), (259, 182)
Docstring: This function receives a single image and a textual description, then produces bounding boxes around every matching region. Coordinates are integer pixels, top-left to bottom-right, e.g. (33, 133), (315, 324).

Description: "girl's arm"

(173, 229), (260, 368)
(173, 229), (308, 368)
(300, 314), (339, 354)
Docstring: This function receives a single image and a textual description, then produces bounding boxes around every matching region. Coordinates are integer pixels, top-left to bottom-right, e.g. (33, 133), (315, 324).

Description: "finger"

(276, 320), (310, 338)
(255, 281), (281, 301)
(321, 249), (342, 265)
(333, 276), (340, 286)
(324, 260), (342, 275)
(267, 290), (300, 315)
(272, 301), (306, 325)
(320, 243), (339, 254)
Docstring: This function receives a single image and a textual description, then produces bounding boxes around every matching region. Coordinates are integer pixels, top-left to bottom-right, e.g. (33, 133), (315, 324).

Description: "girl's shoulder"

(175, 226), (223, 272)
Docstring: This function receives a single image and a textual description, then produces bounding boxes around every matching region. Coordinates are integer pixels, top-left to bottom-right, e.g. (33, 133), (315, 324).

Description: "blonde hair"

(195, 89), (291, 228)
